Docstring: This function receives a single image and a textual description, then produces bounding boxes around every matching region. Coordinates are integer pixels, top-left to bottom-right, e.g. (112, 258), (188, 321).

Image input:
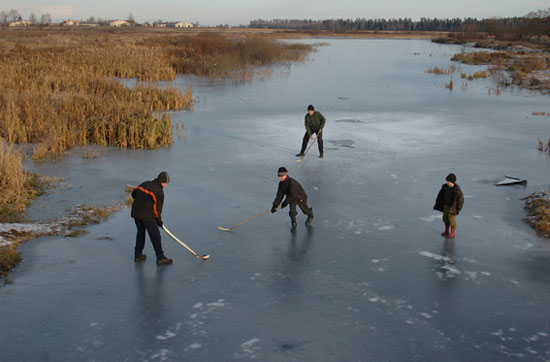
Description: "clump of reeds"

(0, 138), (42, 221)
(0, 246), (21, 283)
(537, 138), (550, 154)
(426, 66), (450, 75)
(445, 78), (454, 90)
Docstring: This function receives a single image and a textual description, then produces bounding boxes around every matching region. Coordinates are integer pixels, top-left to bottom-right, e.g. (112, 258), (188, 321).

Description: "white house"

(175, 22), (193, 28)
(110, 20), (131, 27)
(63, 20), (80, 26)
(8, 20), (31, 27)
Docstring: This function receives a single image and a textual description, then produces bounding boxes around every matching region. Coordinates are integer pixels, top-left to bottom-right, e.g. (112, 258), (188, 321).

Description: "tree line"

(249, 9), (550, 41)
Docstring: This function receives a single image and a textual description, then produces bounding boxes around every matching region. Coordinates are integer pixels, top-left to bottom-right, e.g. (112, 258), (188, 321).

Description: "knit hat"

(157, 171), (170, 184)
(445, 173), (457, 183)
(277, 167), (288, 177)
(307, 104), (315, 111)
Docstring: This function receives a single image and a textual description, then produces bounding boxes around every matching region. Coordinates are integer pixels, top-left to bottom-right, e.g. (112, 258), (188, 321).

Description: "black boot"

(157, 255), (173, 265)
(296, 152), (305, 157)
(134, 254), (147, 262)
(319, 153), (324, 159)
(291, 222), (297, 232)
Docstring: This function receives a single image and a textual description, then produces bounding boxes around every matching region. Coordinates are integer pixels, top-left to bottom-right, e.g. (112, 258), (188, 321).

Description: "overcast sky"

(2, 0), (548, 25)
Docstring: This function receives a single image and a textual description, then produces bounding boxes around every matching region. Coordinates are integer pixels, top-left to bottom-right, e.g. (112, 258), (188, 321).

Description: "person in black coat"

(433, 173), (464, 238)
(131, 171), (172, 265)
(271, 167), (314, 232)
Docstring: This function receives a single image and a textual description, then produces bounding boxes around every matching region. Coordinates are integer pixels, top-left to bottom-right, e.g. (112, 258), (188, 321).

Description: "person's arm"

(305, 115), (312, 137)
(456, 188), (465, 214)
(155, 189), (165, 226)
(272, 183), (285, 212)
(319, 112), (326, 130)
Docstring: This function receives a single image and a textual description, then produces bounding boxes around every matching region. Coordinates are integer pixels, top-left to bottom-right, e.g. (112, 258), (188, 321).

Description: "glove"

(271, 206), (277, 213)
(156, 219), (163, 227)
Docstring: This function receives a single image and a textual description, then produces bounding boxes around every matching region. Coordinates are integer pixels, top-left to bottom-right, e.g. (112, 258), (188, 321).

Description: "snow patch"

(418, 251), (450, 262)
(239, 338), (261, 359)
(420, 214), (441, 223)
(193, 303), (203, 309)
(420, 313), (432, 319)
(156, 330), (176, 340)
(151, 348), (170, 361)
(185, 343), (202, 351)
(378, 225), (394, 231)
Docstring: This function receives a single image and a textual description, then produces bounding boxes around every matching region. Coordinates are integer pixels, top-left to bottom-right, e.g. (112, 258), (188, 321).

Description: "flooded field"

(1, 38), (550, 361)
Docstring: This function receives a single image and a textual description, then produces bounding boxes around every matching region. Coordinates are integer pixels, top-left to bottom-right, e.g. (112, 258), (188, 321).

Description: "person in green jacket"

(296, 105), (326, 158)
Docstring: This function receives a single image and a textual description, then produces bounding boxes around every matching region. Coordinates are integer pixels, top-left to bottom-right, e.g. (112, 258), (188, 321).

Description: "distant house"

(175, 22), (193, 28)
(8, 20), (31, 27)
(110, 20), (131, 27)
(63, 20), (79, 26)
(155, 23), (167, 28)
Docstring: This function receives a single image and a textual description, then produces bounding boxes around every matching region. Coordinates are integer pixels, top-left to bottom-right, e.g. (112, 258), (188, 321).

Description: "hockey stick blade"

(199, 254), (211, 260)
(217, 226), (232, 232)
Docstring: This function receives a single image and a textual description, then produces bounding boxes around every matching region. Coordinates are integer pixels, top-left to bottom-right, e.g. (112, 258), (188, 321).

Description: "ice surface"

(1, 38), (550, 362)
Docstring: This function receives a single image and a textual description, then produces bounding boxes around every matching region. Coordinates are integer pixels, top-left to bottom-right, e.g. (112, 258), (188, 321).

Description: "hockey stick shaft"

(162, 225), (209, 259)
(218, 207), (281, 231)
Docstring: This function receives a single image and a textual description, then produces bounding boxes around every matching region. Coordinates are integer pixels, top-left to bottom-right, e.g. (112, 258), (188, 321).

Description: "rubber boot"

(291, 222), (297, 232)
(157, 255), (173, 265)
(448, 228), (456, 238)
(134, 254), (147, 262)
(296, 152), (305, 157)
(319, 153), (324, 159)
(441, 225), (449, 236)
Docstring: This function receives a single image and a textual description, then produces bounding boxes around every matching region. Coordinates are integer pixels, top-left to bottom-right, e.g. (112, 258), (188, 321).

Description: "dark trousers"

(300, 129), (323, 155)
(134, 219), (165, 259)
(289, 199), (313, 223)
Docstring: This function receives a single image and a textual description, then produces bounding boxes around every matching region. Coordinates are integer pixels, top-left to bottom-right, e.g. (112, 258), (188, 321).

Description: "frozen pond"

(1, 39), (550, 361)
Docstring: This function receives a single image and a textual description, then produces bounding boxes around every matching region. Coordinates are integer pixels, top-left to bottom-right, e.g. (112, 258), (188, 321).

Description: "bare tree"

(0, 11), (8, 25)
(128, 12), (135, 23)
(29, 12), (38, 24)
(8, 9), (21, 22)
(87, 16), (95, 24)
(40, 13), (52, 24)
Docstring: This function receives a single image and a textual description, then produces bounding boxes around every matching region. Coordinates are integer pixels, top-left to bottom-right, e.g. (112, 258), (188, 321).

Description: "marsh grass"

(0, 138), (44, 222)
(0, 246), (21, 283)
(1, 30), (311, 159)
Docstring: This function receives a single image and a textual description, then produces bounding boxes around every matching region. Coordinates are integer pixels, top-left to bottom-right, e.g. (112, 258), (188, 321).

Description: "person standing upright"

(296, 104), (326, 159)
(433, 173), (464, 238)
(131, 171), (173, 265)
(271, 167), (314, 232)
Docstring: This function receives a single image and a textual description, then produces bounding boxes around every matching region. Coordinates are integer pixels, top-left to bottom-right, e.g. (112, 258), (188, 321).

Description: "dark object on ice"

(337, 97), (350, 100)
(495, 175), (527, 186)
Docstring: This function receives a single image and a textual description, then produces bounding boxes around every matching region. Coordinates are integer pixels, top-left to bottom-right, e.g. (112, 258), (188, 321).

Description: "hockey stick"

(296, 134), (318, 163)
(124, 184), (136, 192)
(162, 225), (210, 260)
(218, 206), (281, 232)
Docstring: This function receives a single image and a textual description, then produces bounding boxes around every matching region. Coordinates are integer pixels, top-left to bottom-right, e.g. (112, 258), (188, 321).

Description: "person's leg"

(448, 214), (457, 238)
(289, 202), (298, 231)
(316, 130), (324, 157)
(299, 199), (314, 225)
(441, 205), (450, 236)
(143, 220), (166, 260)
(297, 132), (309, 155)
(134, 219), (147, 260)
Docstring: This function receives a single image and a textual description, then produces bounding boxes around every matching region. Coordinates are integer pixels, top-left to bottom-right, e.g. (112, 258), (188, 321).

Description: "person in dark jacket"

(296, 105), (326, 159)
(271, 167), (314, 232)
(433, 173), (464, 238)
(131, 171), (172, 265)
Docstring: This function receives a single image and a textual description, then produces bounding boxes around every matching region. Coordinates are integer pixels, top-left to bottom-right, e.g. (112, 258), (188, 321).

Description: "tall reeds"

(0, 138), (40, 221)
(0, 30), (312, 159)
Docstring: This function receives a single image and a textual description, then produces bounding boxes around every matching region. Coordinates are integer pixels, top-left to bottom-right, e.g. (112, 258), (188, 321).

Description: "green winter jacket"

(304, 111), (326, 136)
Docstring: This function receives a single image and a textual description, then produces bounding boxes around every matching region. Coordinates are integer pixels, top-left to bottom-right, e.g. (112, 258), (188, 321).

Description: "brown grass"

(0, 246), (21, 283)
(426, 66), (451, 75)
(0, 138), (44, 221)
(0, 29), (312, 159)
